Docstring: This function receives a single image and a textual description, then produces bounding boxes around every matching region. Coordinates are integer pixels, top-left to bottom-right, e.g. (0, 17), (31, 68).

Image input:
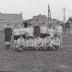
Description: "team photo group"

(4, 23), (63, 51)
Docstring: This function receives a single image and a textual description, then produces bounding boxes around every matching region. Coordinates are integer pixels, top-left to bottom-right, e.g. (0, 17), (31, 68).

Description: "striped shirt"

(34, 37), (43, 47)
(51, 37), (60, 46)
(43, 37), (51, 46)
(17, 37), (25, 46)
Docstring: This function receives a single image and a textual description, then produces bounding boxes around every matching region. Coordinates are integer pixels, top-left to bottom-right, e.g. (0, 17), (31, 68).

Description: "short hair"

(6, 24), (10, 27)
(47, 34), (50, 36)
(54, 34), (58, 37)
(7, 24), (10, 25)
(27, 36), (33, 39)
(49, 24), (52, 27)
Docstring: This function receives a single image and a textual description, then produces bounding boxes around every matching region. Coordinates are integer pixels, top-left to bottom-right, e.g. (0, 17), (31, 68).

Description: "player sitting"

(15, 35), (25, 51)
(51, 34), (60, 50)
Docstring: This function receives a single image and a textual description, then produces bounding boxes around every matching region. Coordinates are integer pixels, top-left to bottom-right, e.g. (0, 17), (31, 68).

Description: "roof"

(0, 13), (23, 22)
(24, 19), (32, 23)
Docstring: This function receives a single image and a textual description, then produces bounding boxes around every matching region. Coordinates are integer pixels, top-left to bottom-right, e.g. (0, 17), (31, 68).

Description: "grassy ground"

(0, 31), (72, 72)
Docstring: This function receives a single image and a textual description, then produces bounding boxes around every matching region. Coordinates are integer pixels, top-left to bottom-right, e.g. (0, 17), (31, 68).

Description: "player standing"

(47, 25), (55, 38)
(4, 24), (12, 50)
(55, 24), (63, 48)
(13, 25), (20, 49)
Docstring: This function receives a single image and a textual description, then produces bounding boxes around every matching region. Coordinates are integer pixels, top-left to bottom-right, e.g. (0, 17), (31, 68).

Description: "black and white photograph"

(0, 0), (72, 72)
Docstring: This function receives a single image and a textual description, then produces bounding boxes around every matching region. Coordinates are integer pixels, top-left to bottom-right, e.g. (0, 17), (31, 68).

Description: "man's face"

(7, 24), (10, 28)
(49, 26), (52, 29)
(20, 36), (23, 39)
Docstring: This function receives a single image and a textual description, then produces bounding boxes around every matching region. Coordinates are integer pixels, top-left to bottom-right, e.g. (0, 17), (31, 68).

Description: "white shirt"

(13, 29), (20, 35)
(26, 27), (34, 36)
(26, 39), (34, 47)
(40, 26), (47, 33)
(19, 28), (26, 35)
(55, 26), (63, 33)
(47, 28), (55, 38)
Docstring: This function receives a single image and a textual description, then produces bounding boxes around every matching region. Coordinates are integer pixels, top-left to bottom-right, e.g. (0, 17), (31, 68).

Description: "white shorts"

(5, 42), (10, 45)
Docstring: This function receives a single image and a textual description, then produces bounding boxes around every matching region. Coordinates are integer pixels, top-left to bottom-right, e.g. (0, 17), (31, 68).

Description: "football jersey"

(43, 37), (51, 46)
(36, 37), (43, 47)
(13, 29), (20, 35)
(19, 28), (25, 35)
(40, 26), (47, 33)
(55, 26), (63, 33)
(47, 28), (55, 38)
(26, 27), (34, 36)
(33, 37), (43, 47)
(17, 37), (25, 46)
(4, 28), (12, 36)
(26, 39), (34, 47)
(51, 37), (60, 46)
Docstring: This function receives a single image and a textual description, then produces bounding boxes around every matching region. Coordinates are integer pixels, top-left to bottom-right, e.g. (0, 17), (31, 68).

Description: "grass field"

(0, 31), (72, 72)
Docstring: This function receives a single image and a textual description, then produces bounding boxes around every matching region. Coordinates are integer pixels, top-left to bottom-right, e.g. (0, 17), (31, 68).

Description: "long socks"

(6, 44), (10, 50)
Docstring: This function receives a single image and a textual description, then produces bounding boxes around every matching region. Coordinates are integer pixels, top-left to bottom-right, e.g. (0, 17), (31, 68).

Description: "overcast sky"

(0, 0), (72, 20)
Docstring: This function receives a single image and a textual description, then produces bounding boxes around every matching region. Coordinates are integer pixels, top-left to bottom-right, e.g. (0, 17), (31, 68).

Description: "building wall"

(24, 15), (63, 28)
(31, 14), (61, 27)
(0, 21), (23, 31)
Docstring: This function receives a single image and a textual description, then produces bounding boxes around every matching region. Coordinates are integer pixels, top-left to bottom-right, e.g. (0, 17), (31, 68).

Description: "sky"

(0, 0), (72, 20)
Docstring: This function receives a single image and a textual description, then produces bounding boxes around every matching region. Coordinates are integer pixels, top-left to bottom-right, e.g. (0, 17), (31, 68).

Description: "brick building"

(0, 12), (23, 31)
(23, 14), (63, 27)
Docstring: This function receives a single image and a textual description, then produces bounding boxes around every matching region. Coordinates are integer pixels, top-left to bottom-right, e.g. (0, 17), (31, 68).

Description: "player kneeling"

(15, 36), (25, 51)
(34, 36), (43, 50)
(26, 36), (34, 50)
(43, 34), (52, 50)
(51, 34), (60, 50)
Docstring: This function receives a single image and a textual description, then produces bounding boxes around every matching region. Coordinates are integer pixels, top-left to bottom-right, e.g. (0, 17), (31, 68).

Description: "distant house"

(31, 14), (47, 26)
(23, 14), (63, 27)
(0, 12), (23, 31)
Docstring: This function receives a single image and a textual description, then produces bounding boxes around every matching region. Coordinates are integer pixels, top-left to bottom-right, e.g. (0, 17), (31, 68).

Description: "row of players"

(4, 24), (63, 51)
(14, 34), (61, 51)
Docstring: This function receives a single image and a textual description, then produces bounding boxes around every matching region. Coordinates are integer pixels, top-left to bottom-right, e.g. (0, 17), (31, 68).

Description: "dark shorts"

(14, 35), (20, 40)
(22, 35), (26, 39)
(40, 33), (48, 38)
(5, 36), (11, 42)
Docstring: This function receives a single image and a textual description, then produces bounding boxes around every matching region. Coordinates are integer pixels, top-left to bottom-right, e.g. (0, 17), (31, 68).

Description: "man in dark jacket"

(4, 24), (12, 50)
